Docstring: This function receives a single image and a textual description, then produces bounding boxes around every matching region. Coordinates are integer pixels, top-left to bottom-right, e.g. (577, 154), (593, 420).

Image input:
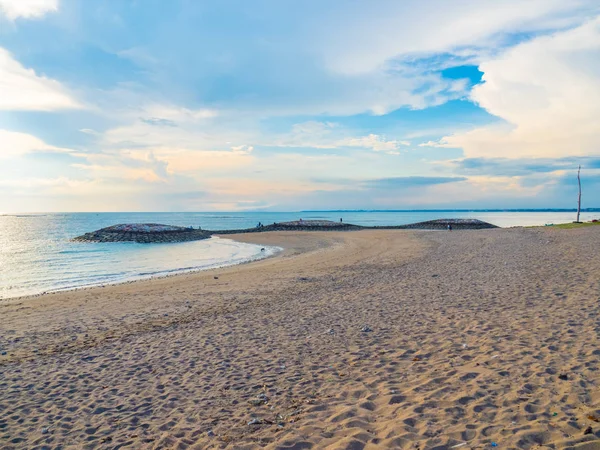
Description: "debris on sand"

(248, 418), (273, 426)
(248, 393), (269, 406)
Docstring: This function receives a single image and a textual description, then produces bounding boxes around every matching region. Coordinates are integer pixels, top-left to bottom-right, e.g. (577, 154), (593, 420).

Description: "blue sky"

(0, 0), (599, 212)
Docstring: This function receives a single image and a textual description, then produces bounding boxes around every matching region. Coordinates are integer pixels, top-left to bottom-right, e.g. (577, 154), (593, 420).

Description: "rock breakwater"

(213, 220), (362, 234)
(73, 223), (211, 243)
(74, 218), (499, 244)
(374, 218), (499, 230)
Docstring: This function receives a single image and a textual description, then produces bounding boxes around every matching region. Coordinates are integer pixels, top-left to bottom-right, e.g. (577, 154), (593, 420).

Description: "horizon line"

(2, 208), (600, 215)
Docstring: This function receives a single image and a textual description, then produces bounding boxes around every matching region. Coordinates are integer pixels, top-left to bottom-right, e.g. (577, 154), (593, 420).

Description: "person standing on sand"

(447, 224), (452, 231)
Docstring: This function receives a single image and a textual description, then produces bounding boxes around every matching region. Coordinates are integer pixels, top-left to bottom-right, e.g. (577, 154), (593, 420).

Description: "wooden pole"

(576, 165), (582, 223)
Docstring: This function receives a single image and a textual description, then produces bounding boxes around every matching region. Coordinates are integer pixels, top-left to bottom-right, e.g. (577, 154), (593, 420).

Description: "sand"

(1, 228), (600, 449)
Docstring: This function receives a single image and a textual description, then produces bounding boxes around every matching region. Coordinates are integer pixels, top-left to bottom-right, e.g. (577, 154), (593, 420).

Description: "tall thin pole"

(576, 165), (582, 223)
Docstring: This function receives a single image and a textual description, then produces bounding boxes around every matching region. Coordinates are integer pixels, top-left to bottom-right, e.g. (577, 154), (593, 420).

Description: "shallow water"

(1, 211), (597, 299)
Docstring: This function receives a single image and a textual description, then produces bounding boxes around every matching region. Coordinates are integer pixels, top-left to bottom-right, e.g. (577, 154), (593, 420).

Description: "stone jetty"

(375, 218), (499, 230)
(74, 218), (498, 244)
(214, 220), (362, 234)
(73, 223), (211, 243)
(212, 218), (498, 234)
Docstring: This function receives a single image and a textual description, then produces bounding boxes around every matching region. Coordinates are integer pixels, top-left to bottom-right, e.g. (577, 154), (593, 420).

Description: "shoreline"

(0, 236), (283, 304)
(0, 230), (416, 363)
(2, 227), (600, 449)
(2, 225), (497, 303)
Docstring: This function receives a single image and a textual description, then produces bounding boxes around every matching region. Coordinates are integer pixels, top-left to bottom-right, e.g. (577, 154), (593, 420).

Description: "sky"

(0, 0), (599, 212)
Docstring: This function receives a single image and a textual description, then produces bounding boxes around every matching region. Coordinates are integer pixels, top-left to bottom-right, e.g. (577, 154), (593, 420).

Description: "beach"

(1, 227), (600, 449)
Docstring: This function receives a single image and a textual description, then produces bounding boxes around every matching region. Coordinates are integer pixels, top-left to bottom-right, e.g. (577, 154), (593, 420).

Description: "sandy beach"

(1, 227), (600, 449)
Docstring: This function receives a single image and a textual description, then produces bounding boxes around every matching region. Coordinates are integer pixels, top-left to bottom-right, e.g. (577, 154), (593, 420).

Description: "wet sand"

(1, 228), (600, 449)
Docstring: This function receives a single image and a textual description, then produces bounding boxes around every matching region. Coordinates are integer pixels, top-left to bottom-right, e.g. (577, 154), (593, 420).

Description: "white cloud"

(104, 120), (229, 150)
(95, 102), (222, 151)
(429, 17), (600, 159)
(0, 0), (57, 20)
(0, 48), (81, 111)
(188, 0), (595, 117)
(338, 134), (407, 152)
(231, 145), (253, 154)
(139, 104), (218, 122)
(311, 0), (598, 75)
(79, 128), (100, 136)
(265, 122), (409, 153)
(0, 129), (72, 158)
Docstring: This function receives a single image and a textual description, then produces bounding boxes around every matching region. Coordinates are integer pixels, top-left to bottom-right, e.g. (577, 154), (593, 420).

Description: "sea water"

(1, 211), (598, 299)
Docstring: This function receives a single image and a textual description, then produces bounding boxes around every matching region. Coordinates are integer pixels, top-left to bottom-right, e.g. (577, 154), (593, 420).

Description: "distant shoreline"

(300, 208), (600, 212)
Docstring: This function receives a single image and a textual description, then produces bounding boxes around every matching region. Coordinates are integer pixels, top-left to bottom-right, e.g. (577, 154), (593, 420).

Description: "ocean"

(1, 211), (598, 300)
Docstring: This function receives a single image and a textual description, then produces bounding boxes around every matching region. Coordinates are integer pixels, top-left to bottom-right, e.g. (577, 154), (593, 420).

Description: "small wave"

(58, 248), (106, 255)
(0, 214), (48, 217)
(202, 215), (243, 219)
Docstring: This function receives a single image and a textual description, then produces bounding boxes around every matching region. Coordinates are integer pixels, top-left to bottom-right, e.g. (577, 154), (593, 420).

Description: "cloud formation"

(0, 48), (81, 111)
(310, 0), (598, 75)
(1, 2), (599, 211)
(0, 0), (57, 20)
(0, 129), (72, 158)
(426, 18), (600, 159)
(266, 122), (410, 153)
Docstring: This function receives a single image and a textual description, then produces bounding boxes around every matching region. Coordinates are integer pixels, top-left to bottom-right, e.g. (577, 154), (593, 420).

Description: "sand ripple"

(1, 228), (600, 449)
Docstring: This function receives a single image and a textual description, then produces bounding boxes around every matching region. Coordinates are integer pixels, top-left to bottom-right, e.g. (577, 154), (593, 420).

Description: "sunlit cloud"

(0, 48), (81, 111)
(315, 0), (597, 75)
(0, 0), (57, 21)
(0, 129), (72, 158)
(426, 18), (600, 159)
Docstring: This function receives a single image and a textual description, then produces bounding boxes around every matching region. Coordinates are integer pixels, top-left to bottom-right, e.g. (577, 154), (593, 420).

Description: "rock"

(584, 426), (593, 435)
(558, 374), (569, 380)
